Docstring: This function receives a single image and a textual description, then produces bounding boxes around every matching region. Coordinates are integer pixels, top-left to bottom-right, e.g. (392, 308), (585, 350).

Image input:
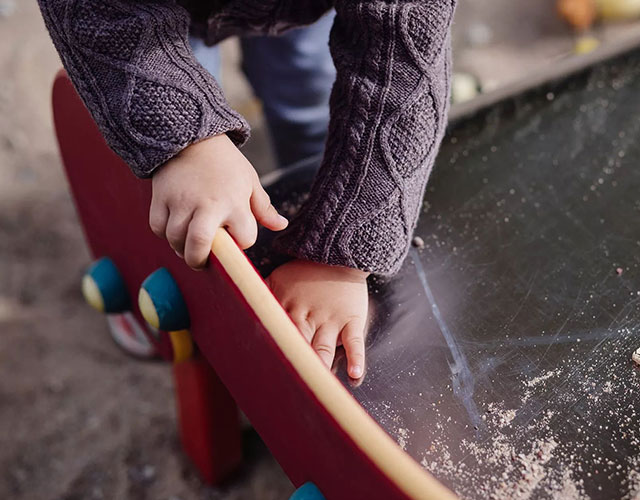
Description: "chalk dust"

(397, 427), (411, 451)
(417, 360), (640, 499)
(524, 368), (560, 388)
(623, 457), (640, 500)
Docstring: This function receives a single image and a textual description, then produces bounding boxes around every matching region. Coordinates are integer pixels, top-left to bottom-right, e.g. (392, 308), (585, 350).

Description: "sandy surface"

(0, 3), (292, 499)
(2, 1), (640, 499)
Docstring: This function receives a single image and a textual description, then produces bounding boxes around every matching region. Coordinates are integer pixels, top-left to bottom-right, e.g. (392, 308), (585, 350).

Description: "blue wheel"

(138, 268), (190, 332)
(82, 257), (130, 314)
(289, 483), (325, 500)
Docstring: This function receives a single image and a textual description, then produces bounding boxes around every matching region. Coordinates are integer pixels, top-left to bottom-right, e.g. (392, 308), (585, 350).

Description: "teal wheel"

(138, 268), (190, 332)
(289, 483), (325, 500)
(82, 257), (130, 314)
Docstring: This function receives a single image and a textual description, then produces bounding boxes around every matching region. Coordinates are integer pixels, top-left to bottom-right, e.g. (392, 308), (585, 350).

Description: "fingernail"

(351, 365), (363, 378)
(278, 214), (289, 225)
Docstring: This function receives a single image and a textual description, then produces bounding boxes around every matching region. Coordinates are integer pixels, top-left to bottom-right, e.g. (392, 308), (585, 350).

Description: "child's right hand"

(149, 134), (289, 269)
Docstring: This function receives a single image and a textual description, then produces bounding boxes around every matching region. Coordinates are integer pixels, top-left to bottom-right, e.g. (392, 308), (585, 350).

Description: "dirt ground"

(1, 1), (639, 500)
(0, 3), (292, 500)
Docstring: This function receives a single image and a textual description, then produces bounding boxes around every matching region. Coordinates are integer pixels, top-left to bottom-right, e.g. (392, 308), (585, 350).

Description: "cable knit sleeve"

(275, 0), (455, 275)
(38, 0), (250, 177)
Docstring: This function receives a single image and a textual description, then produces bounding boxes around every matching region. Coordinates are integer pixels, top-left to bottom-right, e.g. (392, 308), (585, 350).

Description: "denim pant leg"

(241, 12), (336, 167)
(189, 36), (222, 82)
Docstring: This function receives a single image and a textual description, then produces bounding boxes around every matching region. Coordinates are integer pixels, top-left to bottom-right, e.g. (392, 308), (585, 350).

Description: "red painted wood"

(174, 355), (242, 484)
(52, 70), (411, 499)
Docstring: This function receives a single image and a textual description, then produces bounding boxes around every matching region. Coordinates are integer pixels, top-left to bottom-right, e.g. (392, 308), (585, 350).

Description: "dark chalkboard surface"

(251, 47), (640, 499)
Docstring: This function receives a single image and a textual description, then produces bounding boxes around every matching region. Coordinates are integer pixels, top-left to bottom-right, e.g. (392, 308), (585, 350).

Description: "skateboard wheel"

(289, 483), (325, 500)
(82, 257), (130, 313)
(138, 268), (190, 331)
(169, 329), (193, 363)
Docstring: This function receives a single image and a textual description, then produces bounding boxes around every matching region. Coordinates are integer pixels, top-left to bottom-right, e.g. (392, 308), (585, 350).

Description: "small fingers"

(149, 199), (169, 238)
(311, 324), (339, 369)
(184, 207), (222, 269)
(341, 320), (366, 379)
(288, 309), (314, 343)
(226, 211), (258, 250)
(250, 184), (288, 231)
(165, 209), (194, 257)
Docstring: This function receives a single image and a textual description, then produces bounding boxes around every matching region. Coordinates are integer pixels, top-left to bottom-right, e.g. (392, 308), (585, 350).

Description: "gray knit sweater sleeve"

(274, 0), (455, 275)
(38, 0), (249, 177)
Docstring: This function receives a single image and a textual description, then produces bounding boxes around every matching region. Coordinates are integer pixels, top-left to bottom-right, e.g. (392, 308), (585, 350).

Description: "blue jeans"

(191, 12), (336, 167)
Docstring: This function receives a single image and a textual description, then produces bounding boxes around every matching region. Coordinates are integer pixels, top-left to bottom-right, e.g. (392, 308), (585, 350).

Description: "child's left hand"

(266, 260), (369, 379)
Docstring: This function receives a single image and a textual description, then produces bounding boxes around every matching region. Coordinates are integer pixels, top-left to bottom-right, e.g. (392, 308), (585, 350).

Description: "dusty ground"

(1, 1), (639, 499)
(0, 3), (291, 500)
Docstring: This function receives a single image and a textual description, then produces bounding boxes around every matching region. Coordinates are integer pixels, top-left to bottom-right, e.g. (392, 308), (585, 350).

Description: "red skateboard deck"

(52, 71), (454, 500)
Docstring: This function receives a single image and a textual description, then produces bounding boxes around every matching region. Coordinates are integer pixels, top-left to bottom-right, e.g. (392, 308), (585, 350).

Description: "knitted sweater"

(38, 0), (455, 275)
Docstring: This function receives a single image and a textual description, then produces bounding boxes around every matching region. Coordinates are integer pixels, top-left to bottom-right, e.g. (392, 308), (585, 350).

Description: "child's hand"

(150, 134), (288, 269)
(266, 260), (369, 379)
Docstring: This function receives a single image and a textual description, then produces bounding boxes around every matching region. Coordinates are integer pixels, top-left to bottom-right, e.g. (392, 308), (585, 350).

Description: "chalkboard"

(251, 47), (640, 499)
